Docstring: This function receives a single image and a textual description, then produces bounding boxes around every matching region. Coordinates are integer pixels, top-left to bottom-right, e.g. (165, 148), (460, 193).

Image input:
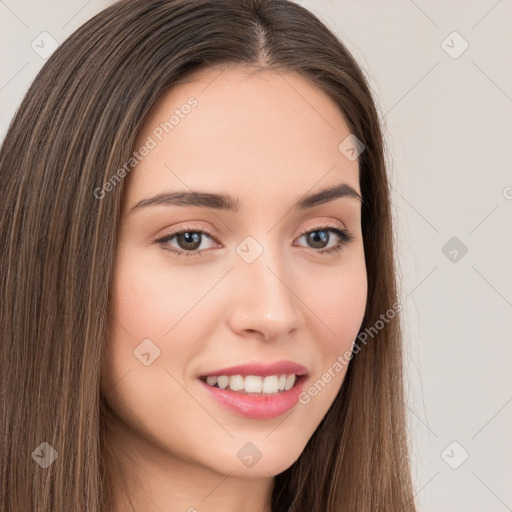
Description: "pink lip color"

(198, 375), (307, 419)
(199, 360), (308, 378)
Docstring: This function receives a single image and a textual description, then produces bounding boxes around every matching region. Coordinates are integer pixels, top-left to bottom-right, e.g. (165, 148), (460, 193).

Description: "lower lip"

(198, 376), (307, 419)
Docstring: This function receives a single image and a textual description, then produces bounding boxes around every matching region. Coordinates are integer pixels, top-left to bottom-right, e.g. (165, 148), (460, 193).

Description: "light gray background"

(1, 1), (511, 510)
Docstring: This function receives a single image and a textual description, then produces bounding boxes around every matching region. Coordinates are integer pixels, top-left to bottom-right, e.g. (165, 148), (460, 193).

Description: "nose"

(227, 246), (304, 342)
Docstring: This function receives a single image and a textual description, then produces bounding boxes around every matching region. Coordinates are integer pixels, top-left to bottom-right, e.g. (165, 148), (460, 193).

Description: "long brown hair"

(0, 0), (416, 510)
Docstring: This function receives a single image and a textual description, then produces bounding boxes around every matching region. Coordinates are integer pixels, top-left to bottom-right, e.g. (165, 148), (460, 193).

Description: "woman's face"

(101, 66), (367, 480)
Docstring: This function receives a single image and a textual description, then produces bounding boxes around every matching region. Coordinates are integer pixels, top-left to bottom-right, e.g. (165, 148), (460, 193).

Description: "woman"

(0, 0), (416, 510)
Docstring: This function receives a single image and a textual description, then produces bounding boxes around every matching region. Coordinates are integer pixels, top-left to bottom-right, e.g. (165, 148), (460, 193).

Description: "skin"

(100, 65), (368, 512)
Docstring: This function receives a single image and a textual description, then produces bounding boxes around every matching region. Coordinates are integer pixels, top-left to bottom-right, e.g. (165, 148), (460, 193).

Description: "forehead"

(125, 66), (360, 210)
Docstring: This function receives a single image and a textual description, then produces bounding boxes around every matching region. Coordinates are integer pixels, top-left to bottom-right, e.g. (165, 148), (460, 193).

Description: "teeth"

(203, 374), (297, 394)
(244, 375), (263, 393)
(206, 376), (218, 386)
(262, 375), (279, 393)
(217, 376), (229, 389)
(284, 374), (295, 391)
(229, 375), (244, 391)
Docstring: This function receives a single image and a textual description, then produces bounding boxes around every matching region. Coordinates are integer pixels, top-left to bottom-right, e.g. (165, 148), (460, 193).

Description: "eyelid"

(298, 220), (347, 234)
(154, 220), (346, 243)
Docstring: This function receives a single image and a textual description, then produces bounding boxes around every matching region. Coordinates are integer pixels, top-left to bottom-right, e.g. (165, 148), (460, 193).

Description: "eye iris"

(307, 230), (328, 249)
(177, 232), (201, 250)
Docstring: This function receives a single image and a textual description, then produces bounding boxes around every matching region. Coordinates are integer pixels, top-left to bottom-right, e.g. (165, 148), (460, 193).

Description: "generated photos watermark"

(94, 96), (198, 200)
(298, 301), (402, 404)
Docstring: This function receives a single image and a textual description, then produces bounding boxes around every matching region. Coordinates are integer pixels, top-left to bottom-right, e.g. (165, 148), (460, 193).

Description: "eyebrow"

(129, 182), (364, 213)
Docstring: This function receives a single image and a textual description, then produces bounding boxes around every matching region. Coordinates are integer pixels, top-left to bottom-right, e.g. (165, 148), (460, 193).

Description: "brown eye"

(295, 226), (354, 255)
(154, 227), (219, 257)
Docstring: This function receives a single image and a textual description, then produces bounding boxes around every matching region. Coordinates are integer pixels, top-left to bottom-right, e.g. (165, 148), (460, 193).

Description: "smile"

(199, 373), (297, 395)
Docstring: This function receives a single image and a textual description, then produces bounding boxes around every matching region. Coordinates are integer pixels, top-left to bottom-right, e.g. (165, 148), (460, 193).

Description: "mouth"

(198, 373), (307, 396)
(197, 372), (309, 419)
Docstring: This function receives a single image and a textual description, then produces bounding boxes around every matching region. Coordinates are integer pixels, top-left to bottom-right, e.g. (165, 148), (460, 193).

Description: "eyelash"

(154, 223), (355, 258)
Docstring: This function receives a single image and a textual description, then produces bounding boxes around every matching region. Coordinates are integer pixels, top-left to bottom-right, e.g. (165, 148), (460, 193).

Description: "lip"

(198, 374), (307, 419)
(198, 360), (308, 378)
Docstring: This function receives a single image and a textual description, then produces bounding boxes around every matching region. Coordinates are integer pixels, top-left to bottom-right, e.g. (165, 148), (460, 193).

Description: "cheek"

(111, 249), (210, 339)
(102, 248), (223, 393)
(101, 251), (185, 395)
(100, 254), (210, 458)
(302, 253), (367, 356)
(294, 258), (366, 415)
(321, 276), (366, 347)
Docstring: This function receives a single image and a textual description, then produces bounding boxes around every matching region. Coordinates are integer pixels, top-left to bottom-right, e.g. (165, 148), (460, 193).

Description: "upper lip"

(199, 360), (308, 378)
